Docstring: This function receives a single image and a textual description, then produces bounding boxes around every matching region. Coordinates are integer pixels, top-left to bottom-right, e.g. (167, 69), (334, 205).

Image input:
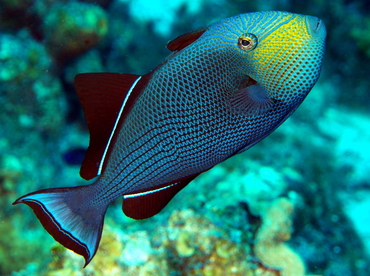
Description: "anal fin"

(122, 175), (198, 220)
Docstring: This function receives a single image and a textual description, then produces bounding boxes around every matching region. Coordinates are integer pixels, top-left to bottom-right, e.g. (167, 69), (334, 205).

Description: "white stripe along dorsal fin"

(74, 73), (145, 180)
(98, 76), (142, 175)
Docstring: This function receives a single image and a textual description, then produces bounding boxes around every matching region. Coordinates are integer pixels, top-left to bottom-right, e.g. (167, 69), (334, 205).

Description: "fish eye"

(238, 33), (258, 51)
(241, 40), (250, 46)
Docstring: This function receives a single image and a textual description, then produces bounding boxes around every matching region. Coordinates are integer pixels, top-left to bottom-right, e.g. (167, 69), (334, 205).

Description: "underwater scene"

(1, 0), (369, 275)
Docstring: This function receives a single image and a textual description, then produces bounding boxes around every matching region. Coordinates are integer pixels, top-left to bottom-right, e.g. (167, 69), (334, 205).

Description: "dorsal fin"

(167, 27), (207, 51)
(74, 73), (148, 180)
(122, 175), (199, 220)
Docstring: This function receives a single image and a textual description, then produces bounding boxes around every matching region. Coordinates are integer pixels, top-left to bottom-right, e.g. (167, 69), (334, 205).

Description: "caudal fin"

(13, 186), (108, 266)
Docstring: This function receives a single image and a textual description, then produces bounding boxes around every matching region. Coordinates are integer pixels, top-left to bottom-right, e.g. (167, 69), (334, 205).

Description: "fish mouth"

(306, 15), (326, 38)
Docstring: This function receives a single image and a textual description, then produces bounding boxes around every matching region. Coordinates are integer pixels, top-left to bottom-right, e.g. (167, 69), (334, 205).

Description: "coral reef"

(127, 0), (206, 36)
(40, 209), (253, 276)
(0, 30), (66, 134)
(1, 0), (370, 276)
(16, 204), (332, 275)
(42, 2), (108, 61)
(254, 198), (305, 276)
(164, 209), (251, 275)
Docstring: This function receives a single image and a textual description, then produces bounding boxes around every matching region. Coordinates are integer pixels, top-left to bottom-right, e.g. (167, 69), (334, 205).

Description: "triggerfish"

(13, 11), (326, 266)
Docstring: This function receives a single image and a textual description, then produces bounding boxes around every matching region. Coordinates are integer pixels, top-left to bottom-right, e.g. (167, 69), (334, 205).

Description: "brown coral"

(42, 2), (108, 61)
(42, 209), (254, 275)
(40, 204), (308, 276)
(164, 209), (251, 276)
(254, 197), (305, 276)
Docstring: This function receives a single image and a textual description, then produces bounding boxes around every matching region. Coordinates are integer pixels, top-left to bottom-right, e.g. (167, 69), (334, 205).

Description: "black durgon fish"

(14, 11), (326, 266)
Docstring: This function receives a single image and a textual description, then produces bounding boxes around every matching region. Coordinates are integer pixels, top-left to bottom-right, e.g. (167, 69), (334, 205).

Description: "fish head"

(212, 11), (326, 103)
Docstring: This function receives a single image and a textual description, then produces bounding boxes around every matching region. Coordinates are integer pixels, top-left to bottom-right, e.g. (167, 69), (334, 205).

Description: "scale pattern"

(94, 11), (326, 204)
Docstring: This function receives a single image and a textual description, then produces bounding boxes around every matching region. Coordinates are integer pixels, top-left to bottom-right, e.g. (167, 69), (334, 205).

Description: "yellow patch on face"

(248, 15), (317, 99)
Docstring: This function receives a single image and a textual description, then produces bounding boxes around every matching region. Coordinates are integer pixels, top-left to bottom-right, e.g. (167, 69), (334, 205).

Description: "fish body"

(13, 11), (326, 265)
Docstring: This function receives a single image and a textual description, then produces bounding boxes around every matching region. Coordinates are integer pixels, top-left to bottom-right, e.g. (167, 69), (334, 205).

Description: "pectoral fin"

(230, 84), (276, 116)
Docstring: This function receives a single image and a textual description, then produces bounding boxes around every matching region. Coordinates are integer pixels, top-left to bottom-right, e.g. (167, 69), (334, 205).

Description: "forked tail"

(13, 185), (108, 266)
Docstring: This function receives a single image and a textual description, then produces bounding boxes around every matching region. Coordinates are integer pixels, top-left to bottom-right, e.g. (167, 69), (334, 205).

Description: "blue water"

(1, 1), (369, 275)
